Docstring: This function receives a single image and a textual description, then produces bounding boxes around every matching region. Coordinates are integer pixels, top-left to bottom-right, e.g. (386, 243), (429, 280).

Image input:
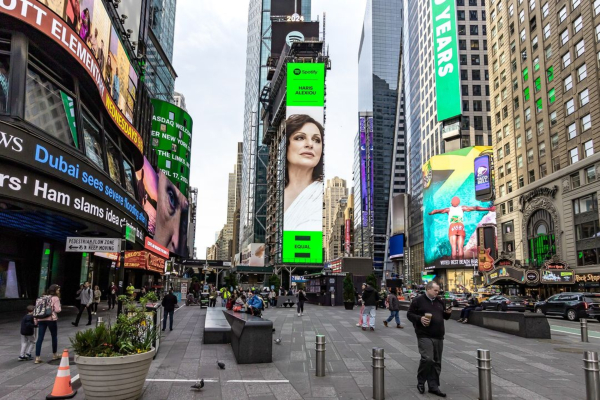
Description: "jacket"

(35, 296), (61, 322)
(94, 289), (101, 303)
(21, 314), (35, 336)
(247, 295), (263, 309)
(109, 285), (117, 295)
(407, 294), (451, 339)
(162, 294), (178, 312)
(79, 287), (93, 305)
(361, 285), (379, 306)
(387, 294), (400, 311)
(298, 291), (307, 302)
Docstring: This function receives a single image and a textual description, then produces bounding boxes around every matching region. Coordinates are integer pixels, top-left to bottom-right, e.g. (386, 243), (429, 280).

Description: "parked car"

(472, 292), (494, 303)
(522, 296), (537, 311)
(535, 293), (600, 321)
(481, 295), (527, 312)
(452, 293), (469, 307)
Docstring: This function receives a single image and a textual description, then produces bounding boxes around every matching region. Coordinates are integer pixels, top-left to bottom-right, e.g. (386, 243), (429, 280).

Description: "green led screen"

(150, 99), (193, 195)
(431, 0), (462, 122)
(283, 63), (325, 264)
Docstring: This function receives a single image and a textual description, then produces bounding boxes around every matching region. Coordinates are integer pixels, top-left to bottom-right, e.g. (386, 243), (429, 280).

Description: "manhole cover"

(554, 347), (584, 353)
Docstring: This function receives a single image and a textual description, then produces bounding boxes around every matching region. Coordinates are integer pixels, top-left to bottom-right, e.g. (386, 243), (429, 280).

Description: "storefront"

(575, 273), (600, 293)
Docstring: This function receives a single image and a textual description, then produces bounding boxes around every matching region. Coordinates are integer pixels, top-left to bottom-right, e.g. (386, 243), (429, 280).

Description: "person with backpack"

(34, 284), (61, 364)
(383, 287), (404, 329)
(19, 305), (36, 361)
(297, 289), (307, 317)
(72, 281), (93, 327)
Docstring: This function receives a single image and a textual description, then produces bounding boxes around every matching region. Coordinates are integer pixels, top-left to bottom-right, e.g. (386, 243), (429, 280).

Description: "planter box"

(344, 302), (355, 310)
(75, 348), (155, 400)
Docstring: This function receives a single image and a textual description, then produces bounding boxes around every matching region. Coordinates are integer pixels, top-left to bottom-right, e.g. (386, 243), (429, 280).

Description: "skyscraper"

(240, 0), (311, 254)
(324, 177), (348, 261)
(354, 0), (403, 272)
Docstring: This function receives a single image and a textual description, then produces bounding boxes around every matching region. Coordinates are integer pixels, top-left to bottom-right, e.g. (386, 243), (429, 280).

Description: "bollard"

(582, 319), (589, 343)
(583, 351), (600, 400)
(96, 316), (104, 327)
(476, 349), (493, 400)
(316, 335), (326, 377)
(372, 347), (385, 400)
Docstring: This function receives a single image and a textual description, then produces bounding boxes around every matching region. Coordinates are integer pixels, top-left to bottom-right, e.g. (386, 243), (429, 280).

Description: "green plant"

(224, 273), (238, 290)
(366, 273), (377, 289)
(70, 292), (160, 357)
(343, 273), (355, 303)
(268, 274), (281, 290)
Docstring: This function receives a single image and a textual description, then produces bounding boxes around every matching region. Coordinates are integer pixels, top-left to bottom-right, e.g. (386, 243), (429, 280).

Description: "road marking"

(146, 379), (219, 382)
(226, 380), (290, 383)
(174, 304), (186, 313)
(145, 378), (290, 384)
(550, 325), (600, 339)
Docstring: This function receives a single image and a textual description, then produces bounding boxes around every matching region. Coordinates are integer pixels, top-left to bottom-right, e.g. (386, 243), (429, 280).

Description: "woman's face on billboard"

(155, 173), (188, 254)
(287, 122), (322, 171)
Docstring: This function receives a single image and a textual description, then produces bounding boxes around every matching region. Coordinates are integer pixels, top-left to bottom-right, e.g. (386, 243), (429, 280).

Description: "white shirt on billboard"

(284, 181), (322, 231)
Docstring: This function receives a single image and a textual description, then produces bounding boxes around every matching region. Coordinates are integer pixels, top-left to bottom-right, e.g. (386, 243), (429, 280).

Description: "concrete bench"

(223, 310), (273, 364)
(203, 307), (231, 344)
(276, 296), (296, 308)
(463, 311), (551, 339)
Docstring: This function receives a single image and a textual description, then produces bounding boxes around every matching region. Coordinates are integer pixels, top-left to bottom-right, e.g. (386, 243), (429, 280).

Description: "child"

(19, 305), (36, 361)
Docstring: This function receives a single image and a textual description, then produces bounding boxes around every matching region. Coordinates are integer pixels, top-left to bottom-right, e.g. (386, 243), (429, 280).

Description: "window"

(500, 203), (507, 216)
(515, 115), (521, 129)
(548, 88), (556, 104)
(540, 163), (547, 178)
(568, 122), (577, 139)
(543, 23), (551, 39)
(570, 147), (579, 164)
(529, 170), (536, 183)
(461, 70), (469, 80)
(168, 111), (175, 120)
(473, 85), (482, 96)
(471, 40), (480, 50)
(504, 125), (510, 137)
(546, 66), (554, 83)
(474, 115), (483, 129)
(520, 10), (525, 24)
(502, 105), (508, 118)
(580, 89), (589, 106)
(534, 57), (540, 72)
(508, 200), (514, 213)
(573, 0), (581, 9)
(563, 51), (571, 68)
(463, 100), (470, 111)
(505, 143), (511, 156)
(536, 98), (543, 113)
(517, 135), (522, 148)
(523, 67), (529, 81)
(499, 185), (505, 197)
(596, 0), (600, 15)
(506, 161), (512, 175)
(462, 85), (469, 96)
(524, 87), (530, 101)
(537, 120), (544, 135)
(461, 54), (468, 65)
(459, 40), (467, 50)
(545, 45), (552, 59)
(473, 101), (483, 112)
(520, 29), (526, 42)
(105, 138), (123, 186)
(122, 159), (135, 196)
(518, 175), (524, 188)
(552, 157), (561, 173)
(528, 148), (534, 163)
(573, 15), (583, 34)
(469, 10), (478, 20)
(539, 141), (546, 158)
(509, 3), (514, 16)
(473, 70), (481, 80)
(571, 173), (581, 189)
(542, 2), (549, 18)
(513, 96), (519, 110)
(551, 111), (557, 126)
(574, 193), (598, 215)
(565, 75), (573, 91)
(475, 135), (484, 145)
(551, 133), (559, 149)
(561, 29), (569, 46)
(0, 54), (8, 114)
(25, 67), (77, 148)
(459, 25), (466, 35)
(559, 6), (567, 24)
(582, 114), (592, 131)
(576, 40), (585, 58)
(586, 166), (597, 183)
(82, 114), (103, 170)
(499, 166), (505, 178)
(584, 140), (594, 157)
(500, 52), (507, 64)
(471, 54), (481, 65)
(566, 99), (575, 115)
(530, 0), (536, 10)
(532, 36), (538, 51)
(470, 25), (479, 35)
(534, 77), (541, 92)
(458, 10), (465, 20)
(498, 148), (504, 160)
(525, 107), (531, 121)
(578, 64), (587, 81)
(575, 221), (600, 241)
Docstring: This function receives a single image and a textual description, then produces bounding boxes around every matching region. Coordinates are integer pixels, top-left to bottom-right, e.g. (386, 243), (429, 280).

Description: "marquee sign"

(484, 265), (525, 285)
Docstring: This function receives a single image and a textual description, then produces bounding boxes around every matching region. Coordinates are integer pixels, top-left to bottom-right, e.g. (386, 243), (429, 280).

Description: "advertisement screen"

(150, 99), (193, 195)
(391, 194), (406, 236)
(431, 0), (462, 121)
(389, 234), (404, 259)
(282, 63), (325, 264)
(241, 243), (265, 266)
(474, 154), (492, 199)
(271, 0), (303, 16)
(3, 0), (143, 154)
(136, 158), (157, 235)
(271, 21), (320, 57)
(359, 117), (367, 227)
(423, 146), (496, 269)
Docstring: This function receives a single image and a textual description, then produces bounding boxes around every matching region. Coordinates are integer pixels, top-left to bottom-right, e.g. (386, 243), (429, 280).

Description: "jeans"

(108, 294), (116, 309)
(163, 310), (174, 330)
(362, 306), (376, 327)
(297, 301), (305, 314)
(74, 304), (92, 325)
(92, 302), (98, 313)
(209, 298), (216, 307)
(36, 320), (57, 357)
(460, 306), (475, 319)
(386, 310), (401, 325)
(20, 334), (35, 357)
(417, 337), (444, 390)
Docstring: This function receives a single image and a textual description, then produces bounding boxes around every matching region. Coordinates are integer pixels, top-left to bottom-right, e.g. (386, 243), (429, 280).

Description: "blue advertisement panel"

(389, 234), (404, 259)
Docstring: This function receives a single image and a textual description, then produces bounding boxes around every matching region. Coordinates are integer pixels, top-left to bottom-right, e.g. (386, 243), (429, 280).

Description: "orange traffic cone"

(46, 349), (77, 399)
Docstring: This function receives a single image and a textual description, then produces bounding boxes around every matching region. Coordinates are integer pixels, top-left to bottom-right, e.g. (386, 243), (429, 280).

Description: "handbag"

(233, 305), (242, 312)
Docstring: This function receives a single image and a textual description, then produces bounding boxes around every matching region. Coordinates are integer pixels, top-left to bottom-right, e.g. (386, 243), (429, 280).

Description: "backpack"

(33, 295), (53, 318)
(226, 298), (234, 310)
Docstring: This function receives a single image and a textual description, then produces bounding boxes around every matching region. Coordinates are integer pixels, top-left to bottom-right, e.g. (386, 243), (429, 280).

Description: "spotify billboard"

(282, 63), (325, 264)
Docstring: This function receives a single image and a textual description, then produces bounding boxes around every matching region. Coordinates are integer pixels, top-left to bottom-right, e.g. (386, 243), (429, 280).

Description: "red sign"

(0, 1), (143, 155)
(145, 237), (169, 258)
(124, 251), (146, 270)
(147, 253), (166, 273)
(330, 258), (342, 273)
(344, 219), (351, 254)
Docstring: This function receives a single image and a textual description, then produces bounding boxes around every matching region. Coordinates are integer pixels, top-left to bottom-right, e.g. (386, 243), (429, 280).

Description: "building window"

(472, 54), (481, 65)
(551, 133), (559, 149)
(586, 166), (597, 183)
(536, 98), (543, 113)
(539, 142), (546, 158)
(575, 220), (599, 241)
(526, 128), (533, 142)
(568, 122), (577, 139)
(508, 200), (514, 213)
(498, 148), (504, 160)
(475, 135), (484, 146)
(461, 70), (469, 80)
(504, 143), (510, 156)
(580, 89), (589, 106)
(523, 67), (529, 82)
(537, 120), (544, 135)
(595, 0), (600, 15)
(506, 161), (512, 175)
(518, 155), (524, 168)
(550, 111), (557, 126)
(504, 125), (510, 137)
(565, 75), (573, 91)
(503, 221), (514, 234)
(542, 2), (549, 18)
(576, 40), (585, 58)
(561, 29), (569, 46)
(519, 175), (525, 188)
(570, 147), (579, 164)
(559, 6), (567, 23)
(459, 25), (466, 35)
(552, 157), (561, 172)
(525, 107), (531, 121)
(566, 99), (575, 115)
(563, 52), (571, 68)
(507, 180), (513, 193)
(578, 64), (587, 81)
(582, 114), (592, 131)
(584, 140), (594, 157)
(473, 85), (482, 96)
(597, 24), (600, 42)
(540, 163), (547, 178)
(463, 100), (470, 111)
(105, 137), (123, 186)
(517, 135), (522, 149)
(528, 148), (534, 163)
(515, 115), (521, 129)
(459, 40), (467, 50)
(500, 203), (507, 215)
(499, 185), (505, 197)
(534, 77), (541, 93)
(470, 10), (478, 20)
(461, 55), (468, 65)
(529, 170), (536, 183)
(0, 53), (8, 114)
(520, 29), (526, 42)
(545, 45), (552, 59)
(82, 113), (103, 170)
(474, 115), (483, 129)
(458, 10), (465, 20)
(548, 88), (556, 104)
(573, 15), (583, 34)
(574, 193), (598, 215)
(524, 87), (530, 101)
(573, 0), (581, 10)
(470, 25), (479, 35)
(122, 159), (135, 196)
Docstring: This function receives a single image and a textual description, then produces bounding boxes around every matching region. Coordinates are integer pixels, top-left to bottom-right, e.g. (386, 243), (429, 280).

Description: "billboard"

(431, 0), (462, 121)
(391, 194), (406, 236)
(423, 146), (496, 269)
(389, 234), (404, 259)
(282, 63), (325, 264)
(242, 243), (265, 267)
(136, 158), (157, 235)
(271, 21), (320, 57)
(271, 0), (304, 17)
(474, 154), (493, 200)
(2, 0), (143, 154)
(359, 115), (374, 228)
(150, 99), (193, 195)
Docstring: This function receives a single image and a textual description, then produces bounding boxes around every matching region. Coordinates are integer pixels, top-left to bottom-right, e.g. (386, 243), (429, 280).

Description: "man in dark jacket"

(407, 281), (451, 397)
(161, 289), (178, 331)
(361, 284), (379, 331)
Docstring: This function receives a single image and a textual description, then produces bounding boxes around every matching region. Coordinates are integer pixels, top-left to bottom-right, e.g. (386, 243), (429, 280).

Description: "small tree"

(366, 273), (377, 289)
(223, 274), (238, 290)
(343, 273), (355, 303)
(268, 274), (281, 290)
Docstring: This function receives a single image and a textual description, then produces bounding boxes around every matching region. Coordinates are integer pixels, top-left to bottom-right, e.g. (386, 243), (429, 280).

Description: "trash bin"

(145, 302), (163, 356)
(200, 292), (210, 308)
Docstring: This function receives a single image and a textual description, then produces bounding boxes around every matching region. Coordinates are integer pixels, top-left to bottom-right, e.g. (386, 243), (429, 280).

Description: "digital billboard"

(423, 146), (496, 269)
(241, 243), (265, 267)
(2, 0), (143, 154)
(391, 194), (407, 236)
(150, 99), (193, 195)
(136, 158), (157, 235)
(474, 154), (493, 200)
(389, 234), (404, 259)
(271, 0), (303, 17)
(271, 21), (320, 57)
(358, 115), (374, 228)
(282, 62), (325, 264)
(431, 0), (462, 121)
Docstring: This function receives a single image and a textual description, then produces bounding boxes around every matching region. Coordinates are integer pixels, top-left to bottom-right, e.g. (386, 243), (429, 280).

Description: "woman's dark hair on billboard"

(285, 114), (324, 187)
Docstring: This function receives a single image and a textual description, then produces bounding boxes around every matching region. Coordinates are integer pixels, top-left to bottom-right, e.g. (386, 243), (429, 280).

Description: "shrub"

(343, 274), (355, 303)
(366, 273), (377, 289)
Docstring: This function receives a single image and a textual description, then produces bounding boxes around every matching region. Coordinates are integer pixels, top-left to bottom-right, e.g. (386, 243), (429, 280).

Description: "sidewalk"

(0, 303), (596, 399)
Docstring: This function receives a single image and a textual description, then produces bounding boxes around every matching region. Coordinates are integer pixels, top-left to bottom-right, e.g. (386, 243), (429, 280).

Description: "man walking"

(107, 282), (117, 310)
(72, 282), (93, 327)
(361, 283), (379, 331)
(161, 289), (178, 331)
(407, 281), (451, 397)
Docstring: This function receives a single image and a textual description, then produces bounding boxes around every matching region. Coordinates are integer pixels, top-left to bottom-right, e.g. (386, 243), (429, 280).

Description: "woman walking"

(92, 285), (101, 315)
(297, 289), (307, 317)
(356, 283), (370, 327)
(383, 287), (403, 329)
(34, 284), (61, 363)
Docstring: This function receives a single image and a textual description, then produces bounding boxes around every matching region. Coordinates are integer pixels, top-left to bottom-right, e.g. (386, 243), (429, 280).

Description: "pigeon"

(190, 379), (204, 390)
(274, 338), (282, 344)
(217, 361), (225, 370)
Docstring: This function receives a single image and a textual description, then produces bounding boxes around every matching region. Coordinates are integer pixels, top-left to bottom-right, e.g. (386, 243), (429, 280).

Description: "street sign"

(125, 225), (136, 243)
(66, 237), (121, 252)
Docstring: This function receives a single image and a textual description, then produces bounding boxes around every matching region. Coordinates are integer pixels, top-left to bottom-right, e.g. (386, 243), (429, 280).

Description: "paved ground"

(0, 302), (598, 399)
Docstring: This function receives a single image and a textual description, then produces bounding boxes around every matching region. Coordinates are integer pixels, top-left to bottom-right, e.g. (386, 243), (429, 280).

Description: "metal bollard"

(316, 335), (326, 377)
(372, 347), (385, 400)
(476, 349), (493, 400)
(583, 351), (600, 400)
(582, 319), (589, 343)
(96, 316), (104, 327)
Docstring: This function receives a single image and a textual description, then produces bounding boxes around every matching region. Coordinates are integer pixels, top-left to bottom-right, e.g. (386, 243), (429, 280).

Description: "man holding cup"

(407, 281), (452, 397)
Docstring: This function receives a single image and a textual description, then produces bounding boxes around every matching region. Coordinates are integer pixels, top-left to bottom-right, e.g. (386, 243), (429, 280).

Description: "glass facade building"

(146, 0), (177, 103)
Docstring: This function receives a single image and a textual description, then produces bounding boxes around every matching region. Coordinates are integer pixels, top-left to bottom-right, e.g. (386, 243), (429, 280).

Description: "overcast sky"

(173, 0), (367, 258)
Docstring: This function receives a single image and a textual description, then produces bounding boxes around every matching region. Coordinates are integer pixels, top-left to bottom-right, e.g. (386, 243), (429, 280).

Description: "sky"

(172, 0), (367, 258)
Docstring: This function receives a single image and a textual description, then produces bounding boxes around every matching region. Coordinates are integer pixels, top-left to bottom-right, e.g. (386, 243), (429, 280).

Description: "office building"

(324, 177), (348, 258)
(328, 197), (348, 262)
(173, 91), (187, 111)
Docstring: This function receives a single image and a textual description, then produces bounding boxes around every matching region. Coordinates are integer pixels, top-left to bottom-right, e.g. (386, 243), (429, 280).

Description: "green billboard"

(431, 0), (462, 122)
(283, 63), (325, 264)
(150, 99), (193, 195)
